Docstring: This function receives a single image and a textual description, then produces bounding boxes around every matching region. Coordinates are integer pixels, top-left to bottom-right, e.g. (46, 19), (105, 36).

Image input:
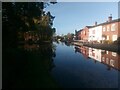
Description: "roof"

(99, 18), (120, 25)
(86, 26), (93, 28)
(76, 18), (120, 33)
(92, 18), (120, 27)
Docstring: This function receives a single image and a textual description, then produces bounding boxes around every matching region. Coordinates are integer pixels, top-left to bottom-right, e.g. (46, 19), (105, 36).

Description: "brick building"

(101, 50), (120, 71)
(75, 29), (83, 40)
(75, 15), (120, 43)
(81, 26), (92, 42)
(101, 16), (120, 42)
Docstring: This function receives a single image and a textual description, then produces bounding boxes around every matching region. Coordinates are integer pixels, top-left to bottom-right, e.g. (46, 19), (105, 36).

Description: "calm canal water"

(3, 41), (120, 88)
(51, 41), (119, 88)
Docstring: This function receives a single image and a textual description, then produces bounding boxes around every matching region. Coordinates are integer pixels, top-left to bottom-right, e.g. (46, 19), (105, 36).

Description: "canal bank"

(72, 42), (120, 52)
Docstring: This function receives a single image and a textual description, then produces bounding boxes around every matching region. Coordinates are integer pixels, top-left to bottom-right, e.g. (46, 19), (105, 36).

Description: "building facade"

(102, 18), (120, 42)
(76, 15), (120, 44)
(75, 29), (82, 40)
(88, 25), (102, 43)
(80, 26), (92, 42)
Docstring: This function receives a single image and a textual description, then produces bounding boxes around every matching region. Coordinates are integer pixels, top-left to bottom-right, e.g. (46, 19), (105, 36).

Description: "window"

(107, 26), (110, 31)
(111, 24), (116, 31)
(96, 55), (98, 59)
(103, 27), (106, 31)
(112, 35), (117, 41)
(110, 59), (114, 67)
(106, 58), (109, 64)
(106, 51), (109, 54)
(84, 31), (86, 35)
(102, 57), (105, 61)
(92, 30), (95, 34)
(112, 52), (117, 57)
(107, 36), (109, 40)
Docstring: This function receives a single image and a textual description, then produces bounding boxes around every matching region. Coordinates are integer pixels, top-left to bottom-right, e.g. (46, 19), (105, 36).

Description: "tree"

(66, 33), (74, 41)
(3, 2), (56, 46)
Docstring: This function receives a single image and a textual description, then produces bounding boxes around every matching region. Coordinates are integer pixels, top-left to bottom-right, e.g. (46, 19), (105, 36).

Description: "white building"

(88, 25), (102, 43)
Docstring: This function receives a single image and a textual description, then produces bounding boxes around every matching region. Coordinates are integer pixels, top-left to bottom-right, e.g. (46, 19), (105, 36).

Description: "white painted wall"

(88, 26), (102, 42)
(88, 27), (95, 41)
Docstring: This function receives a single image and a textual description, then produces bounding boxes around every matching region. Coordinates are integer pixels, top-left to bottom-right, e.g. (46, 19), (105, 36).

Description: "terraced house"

(76, 15), (120, 44)
(101, 15), (120, 43)
(88, 23), (102, 43)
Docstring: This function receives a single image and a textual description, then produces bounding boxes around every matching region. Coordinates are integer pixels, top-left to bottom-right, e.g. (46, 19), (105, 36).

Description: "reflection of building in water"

(74, 46), (89, 59)
(101, 50), (120, 71)
(80, 46), (89, 59)
(89, 48), (102, 62)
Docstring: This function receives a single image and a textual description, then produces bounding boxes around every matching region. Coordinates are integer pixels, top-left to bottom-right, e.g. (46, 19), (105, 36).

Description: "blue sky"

(45, 2), (118, 35)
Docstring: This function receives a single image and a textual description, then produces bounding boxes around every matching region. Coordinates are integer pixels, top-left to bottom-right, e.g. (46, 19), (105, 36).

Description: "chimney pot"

(95, 21), (97, 26)
(108, 14), (112, 22)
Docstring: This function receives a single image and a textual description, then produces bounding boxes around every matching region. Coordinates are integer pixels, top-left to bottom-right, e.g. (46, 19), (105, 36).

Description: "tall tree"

(3, 2), (56, 47)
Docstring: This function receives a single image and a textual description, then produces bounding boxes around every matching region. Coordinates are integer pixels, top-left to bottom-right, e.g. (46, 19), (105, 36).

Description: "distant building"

(75, 29), (83, 40)
(81, 26), (92, 42)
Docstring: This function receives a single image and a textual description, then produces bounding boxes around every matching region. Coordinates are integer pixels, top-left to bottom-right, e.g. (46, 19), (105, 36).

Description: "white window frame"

(103, 27), (106, 32)
(107, 26), (110, 31)
(106, 51), (109, 54)
(106, 58), (109, 64)
(102, 57), (105, 61)
(112, 52), (117, 57)
(110, 59), (114, 67)
(107, 36), (109, 40)
(112, 35), (117, 41)
(111, 24), (116, 31)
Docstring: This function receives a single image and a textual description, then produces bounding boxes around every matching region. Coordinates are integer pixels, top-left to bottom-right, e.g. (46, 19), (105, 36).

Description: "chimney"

(108, 14), (112, 22)
(95, 21), (97, 26)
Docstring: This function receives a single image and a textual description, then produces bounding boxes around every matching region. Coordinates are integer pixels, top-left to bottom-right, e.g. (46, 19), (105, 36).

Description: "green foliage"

(102, 40), (113, 44)
(3, 2), (56, 47)
(113, 37), (120, 45)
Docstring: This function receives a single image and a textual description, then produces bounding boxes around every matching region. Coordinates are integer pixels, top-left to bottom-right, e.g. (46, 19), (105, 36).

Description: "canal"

(51, 41), (119, 88)
(3, 41), (120, 88)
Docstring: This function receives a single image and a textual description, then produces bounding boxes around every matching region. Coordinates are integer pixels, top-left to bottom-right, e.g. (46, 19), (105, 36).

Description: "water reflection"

(19, 44), (40, 51)
(3, 43), (58, 88)
(101, 50), (120, 71)
(74, 46), (120, 71)
(52, 42), (118, 88)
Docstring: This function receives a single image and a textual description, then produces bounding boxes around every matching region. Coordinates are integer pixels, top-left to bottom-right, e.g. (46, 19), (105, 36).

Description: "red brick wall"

(118, 22), (120, 38)
(102, 22), (119, 41)
(80, 27), (89, 41)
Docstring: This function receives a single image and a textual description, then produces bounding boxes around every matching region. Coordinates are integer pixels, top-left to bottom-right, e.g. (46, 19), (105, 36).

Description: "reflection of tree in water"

(64, 42), (71, 46)
(3, 43), (58, 88)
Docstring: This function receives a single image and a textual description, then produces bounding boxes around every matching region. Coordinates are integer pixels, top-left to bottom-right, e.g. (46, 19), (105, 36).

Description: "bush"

(113, 39), (120, 45)
(103, 40), (113, 44)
